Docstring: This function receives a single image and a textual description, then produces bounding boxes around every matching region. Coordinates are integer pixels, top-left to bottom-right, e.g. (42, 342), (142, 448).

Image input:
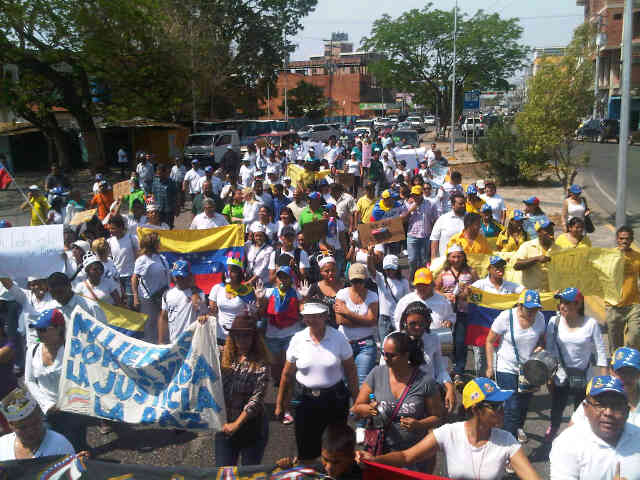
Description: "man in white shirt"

(425, 142), (437, 167)
(550, 375), (640, 480)
(325, 138), (339, 167)
(190, 198), (229, 229)
(480, 180), (507, 225)
(430, 192), (466, 258)
(393, 268), (456, 331)
(47, 272), (104, 324)
(330, 183), (356, 232)
(239, 157), (255, 188)
(182, 159), (205, 200)
(106, 214), (139, 308)
(0, 388), (74, 461)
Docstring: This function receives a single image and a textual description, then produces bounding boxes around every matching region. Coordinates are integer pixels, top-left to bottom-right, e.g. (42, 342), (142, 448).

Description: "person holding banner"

(24, 309), (89, 451)
(514, 219), (560, 291)
(356, 377), (541, 480)
(497, 210), (528, 252)
(554, 217), (591, 249)
(74, 252), (122, 308)
(485, 290), (546, 443)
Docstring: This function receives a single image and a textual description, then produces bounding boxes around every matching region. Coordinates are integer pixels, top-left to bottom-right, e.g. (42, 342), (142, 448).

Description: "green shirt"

(368, 158), (384, 181)
(299, 207), (324, 227)
(222, 203), (244, 223)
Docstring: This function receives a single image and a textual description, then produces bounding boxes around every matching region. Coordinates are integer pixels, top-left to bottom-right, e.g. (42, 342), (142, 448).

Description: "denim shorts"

(265, 335), (293, 355)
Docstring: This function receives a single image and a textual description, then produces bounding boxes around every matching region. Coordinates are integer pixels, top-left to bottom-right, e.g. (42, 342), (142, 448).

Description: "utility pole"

(267, 83), (271, 120)
(284, 29), (289, 123)
(593, 14), (604, 119)
(616, 0), (632, 227)
(449, 0), (458, 156)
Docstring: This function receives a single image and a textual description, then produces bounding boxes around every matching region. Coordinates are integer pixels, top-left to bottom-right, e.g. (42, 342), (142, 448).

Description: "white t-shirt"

(550, 422), (640, 480)
(25, 344), (63, 414)
(374, 272), (410, 317)
(433, 422), (520, 480)
(184, 168), (205, 194)
(126, 214), (146, 237)
(276, 221), (300, 238)
(210, 283), (251, 340)
(491, 307), (546, 375)
(430, 211), (465, 257)
(336, 288), (378, 341)
(246, 243), (275, 285)
(481, 193), (507, 223)
(265, 287), (302, 339)
(268, 248), (310, 271)
(75, 277), (120, 304)
(239, 164), (255, 188)
(190, 212), (229, 230)
(346, 159), (361, 176)
(472, 277), (524, 295)
(108, 233), (139, 277)
(286, 326), (353, 388)
(133, 254), (170, 299)
(162, 287), (207, 343)
(0, 429), (74, 461)
(393, 291), (456, 331)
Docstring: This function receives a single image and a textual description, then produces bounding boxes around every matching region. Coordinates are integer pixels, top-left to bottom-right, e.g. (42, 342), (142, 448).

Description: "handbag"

(509, 310), (538, 393)
(584, 214), (595, 234)
(553, 321), (588, 391)
(363, 369), (418, 456)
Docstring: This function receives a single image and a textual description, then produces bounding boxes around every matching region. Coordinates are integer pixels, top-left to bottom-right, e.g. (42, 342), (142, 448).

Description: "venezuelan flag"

(138, 224), (245, 293)
(465, 286), (557, 347)
(80, 296), (148, 338)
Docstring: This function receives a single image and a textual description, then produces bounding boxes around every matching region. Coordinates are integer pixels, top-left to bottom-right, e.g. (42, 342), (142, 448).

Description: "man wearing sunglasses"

(550, 375), (640, 479)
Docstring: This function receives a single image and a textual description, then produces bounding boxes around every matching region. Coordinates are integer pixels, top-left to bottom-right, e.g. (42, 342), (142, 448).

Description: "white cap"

(27, 276), (45, 282)
(447, 243), (464, 255)
(301, 302), (329, 315)
(476, 180), (486, 189)
(146, 203), (160, 212)
(28, 185), (39, 191)
(382, 254), (399, 270)
(82, 251), (102, 270)
(72, 240), (90, 252)
(251, 223), (267, 234)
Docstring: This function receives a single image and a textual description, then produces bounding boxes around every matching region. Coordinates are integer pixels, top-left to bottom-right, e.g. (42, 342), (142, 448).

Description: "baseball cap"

(611, 347), (640, 372)
(447, 243), (464, 255)
(319, 178), (329, 186)
(481, 203), (492, 213)
(301, 302), (329, 315)
(411, 185), (423, 196)
(467, 184), (478, 195)
(413, 268), (433, 286)
(82, 251), (102, 270)
(204, 166), (213, 173)
(381, 189), (392, 199)
(308, 191), (321, 200)
(519, 289), (542, 309)
(476, 180), (486, 189)
(462, 377), (513, 409)
(71, 240), (90, 252)
(191, 159), (199, 164)
(95, 174), (104, 181)
(489, 255), (507, 267)
(554, 287), (584, 303)
(512, 210), (525, 221)
(348, 263), (368, 281)
(523, 196), (539, 205)
(534, 219), (554, 232)
(251, 223), (267, 234)
(324, 203), (336, 211)
(146, 203), (160, 212)
(586, 375), (627, 399)
(0, 388), (38, 423)
(171, 259), (191, 278)
(277, 265), (294, 279)
(29, 308), (65, 330)
(382, 255), (399, 270)
(227, 257), (243, 270)
(568, 184), (582, 195)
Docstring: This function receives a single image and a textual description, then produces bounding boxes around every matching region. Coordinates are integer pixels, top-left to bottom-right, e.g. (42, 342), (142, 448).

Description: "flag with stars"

(138, 224), (245, 293)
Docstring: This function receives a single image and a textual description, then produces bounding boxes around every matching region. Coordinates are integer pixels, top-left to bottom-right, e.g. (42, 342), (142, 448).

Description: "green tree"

(362, 4), (528, 123)
(279, 80), (326, 119)
(516, 22), (595, 191)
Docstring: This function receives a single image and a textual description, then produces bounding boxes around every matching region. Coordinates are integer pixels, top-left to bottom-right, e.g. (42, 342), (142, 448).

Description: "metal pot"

(523, 350), (558, 386)
(431, 327), (453, 346)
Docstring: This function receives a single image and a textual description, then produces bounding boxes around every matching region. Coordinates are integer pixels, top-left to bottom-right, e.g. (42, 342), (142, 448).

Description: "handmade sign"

(302, 219), (328, 244)
(69, 209), (97, 225)
(357, 216), (405, 246)
(112, 180), (131, 200)
(0, 224), (65, 279)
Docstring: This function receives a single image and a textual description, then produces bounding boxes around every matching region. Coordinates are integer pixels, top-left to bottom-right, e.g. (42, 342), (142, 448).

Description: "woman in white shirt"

(75, 252), (122, 307)
(245, 224), (274, 287)
(544, 287), (607, 442)
(276, 302), (358, 462)
(367, 251), (410, 341)
(335, 263), (379, 387)
(25, 309), (89, 452)
(357, 377), (541, 480)
(345, 152), (361, 197)
(561, 184), (590, 232)
(276, 207), (300, 239)
(485, 290), (546, 442)
(91, 237), (119, 281)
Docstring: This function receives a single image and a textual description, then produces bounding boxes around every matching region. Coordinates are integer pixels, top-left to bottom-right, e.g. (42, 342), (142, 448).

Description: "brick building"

(261, 34), (394, 120)
(578, 0), (640, 124)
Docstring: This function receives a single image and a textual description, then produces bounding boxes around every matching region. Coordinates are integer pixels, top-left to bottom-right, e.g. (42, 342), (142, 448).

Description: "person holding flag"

(20, 185), (49, 226)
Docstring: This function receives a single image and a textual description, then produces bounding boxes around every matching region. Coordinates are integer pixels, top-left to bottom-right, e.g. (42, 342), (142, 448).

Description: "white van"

(183, 130), (240, 167)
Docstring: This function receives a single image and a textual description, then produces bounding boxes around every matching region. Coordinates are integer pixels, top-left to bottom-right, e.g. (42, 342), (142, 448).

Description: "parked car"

(397, 121), (413, 130)
(461, 117), (485, 136)
(353, 126), (374, 137)
(374, 117), (392, 129)
(355, 119), (374, 129)
(183, 130), (240, 167)
(297, 124), (340, 142)
(423, 115), (436, 126)
(576, 118), (620, 143)
(406, 116), (425, 133)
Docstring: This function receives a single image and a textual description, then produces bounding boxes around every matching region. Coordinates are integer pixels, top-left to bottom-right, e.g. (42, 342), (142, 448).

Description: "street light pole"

(593, 15), (604, 119)
(449, 0), (458, 156)
(616, 0), (632, 227)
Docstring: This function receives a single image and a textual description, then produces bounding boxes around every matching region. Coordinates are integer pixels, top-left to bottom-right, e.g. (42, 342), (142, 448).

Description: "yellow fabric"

(515, 238), (561, 291)
(430, 251), (523, 286)
(554, 233), (592, 249)
(138, 224), (244, 253)
(81, 296), (148, 333)
(447, 232), (491, 255)
(462, 380), (486, 409)
(29, 196), (50, 226)
(614, 249), (640, 306)
(286, 164), (329, 188)
(496, 230), (527, 252)
(356, 195), (376, 224)
(468, 286), (557, 312)
(465, 197), (485, 214)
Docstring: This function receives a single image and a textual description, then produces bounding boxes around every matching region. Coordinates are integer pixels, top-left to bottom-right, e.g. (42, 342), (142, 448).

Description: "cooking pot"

(523, 350), (558, 386)
(431, 327), (453, 346)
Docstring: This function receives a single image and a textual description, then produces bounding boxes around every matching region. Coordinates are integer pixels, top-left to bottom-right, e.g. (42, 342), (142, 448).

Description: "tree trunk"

(52, 129), (72, 171)
(76, 115), (105, 173)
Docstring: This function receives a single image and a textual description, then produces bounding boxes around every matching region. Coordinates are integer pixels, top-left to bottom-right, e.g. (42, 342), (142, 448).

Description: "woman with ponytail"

(351, 331), (444, 473)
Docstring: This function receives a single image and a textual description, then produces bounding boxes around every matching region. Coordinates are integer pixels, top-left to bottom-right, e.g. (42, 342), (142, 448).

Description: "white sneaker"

(356, 427), (365, 444)
(517, 428), (528, 444)
(505, 461), (515, 474)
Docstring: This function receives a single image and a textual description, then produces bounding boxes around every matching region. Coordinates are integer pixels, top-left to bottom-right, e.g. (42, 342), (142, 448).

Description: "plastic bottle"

(368, 393), (385, 428)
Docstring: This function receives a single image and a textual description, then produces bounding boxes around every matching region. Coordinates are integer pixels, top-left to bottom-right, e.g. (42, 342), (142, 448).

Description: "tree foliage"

(280, 80), (326, 119)
(516, 22), (595, 191)
(362, 4), (528, 121)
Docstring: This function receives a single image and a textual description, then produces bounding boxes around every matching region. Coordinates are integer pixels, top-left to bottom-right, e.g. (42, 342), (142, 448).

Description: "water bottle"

(368, 394), (385, 429)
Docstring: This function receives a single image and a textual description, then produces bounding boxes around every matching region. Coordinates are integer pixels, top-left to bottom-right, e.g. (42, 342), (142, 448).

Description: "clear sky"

(291, 0), (585, 61)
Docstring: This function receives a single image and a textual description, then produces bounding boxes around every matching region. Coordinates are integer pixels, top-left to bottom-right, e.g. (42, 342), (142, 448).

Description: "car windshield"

(187, 135), (216, 146)
(356, 120), (370, 126)
(393, 131), (419, 146)
(407, 117), (421, 122)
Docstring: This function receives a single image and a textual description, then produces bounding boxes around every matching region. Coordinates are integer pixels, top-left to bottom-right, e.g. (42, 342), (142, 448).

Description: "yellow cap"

(381, 190), (391, 199)
(413, 268), (433, 285)
(411, 185), (423, 195)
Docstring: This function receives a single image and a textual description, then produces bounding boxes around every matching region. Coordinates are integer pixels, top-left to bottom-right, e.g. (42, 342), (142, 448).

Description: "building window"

(613, 13), (622, 20)
(634, 12), (640, 39)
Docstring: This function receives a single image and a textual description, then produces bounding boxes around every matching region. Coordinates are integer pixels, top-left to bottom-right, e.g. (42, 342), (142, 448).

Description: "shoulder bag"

(510, 309), (538, 393)
(553, 321), (588, 391)
(364, 368), (418, 456)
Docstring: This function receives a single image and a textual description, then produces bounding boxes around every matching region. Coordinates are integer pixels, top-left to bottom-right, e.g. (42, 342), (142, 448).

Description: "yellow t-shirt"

(447, 231), (491, 255)
(612, 249), (640, 307)
(496, 231), (527, 252)
(29, 196), (50, 226)
(515, 238), (561, 291)
(466, 197), (485, 214)
(356, 195), (376, 224)
(554, 233), (592, 249)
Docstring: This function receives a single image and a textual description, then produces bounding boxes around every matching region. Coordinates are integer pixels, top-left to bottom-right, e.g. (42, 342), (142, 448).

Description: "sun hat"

(82, 251), (102, 270)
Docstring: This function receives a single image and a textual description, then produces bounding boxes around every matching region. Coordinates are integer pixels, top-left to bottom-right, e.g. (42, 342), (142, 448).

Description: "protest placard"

(69, 209), (97, 225)
(58, 306), (227, 431)
(302, 219), (328, 244)
(0, 224), (65, 279)
(357, 216), (405, 246)
(112, 180), (130, 199)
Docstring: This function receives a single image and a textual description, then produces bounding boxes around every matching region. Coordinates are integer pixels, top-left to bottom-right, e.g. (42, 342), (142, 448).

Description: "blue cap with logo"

(308, 191), (321, 200)
(467, 184), (478, 195)
(489, 255), (507, 266)
(481, 203), (492, 213)
(29, 308), (65, 330)
(520, 289), (542, 309)
(277, 266), (293, 279)
(554, 287), (583, 303)
(512, 209), (525, 221)
(586, 375), (627, 398)
(462, 377), (513, 409)
(534, 218), (554, 232)
(568, 184), (582, 195)
(171, 259), (191, 278)
(611, 347), (640, 372)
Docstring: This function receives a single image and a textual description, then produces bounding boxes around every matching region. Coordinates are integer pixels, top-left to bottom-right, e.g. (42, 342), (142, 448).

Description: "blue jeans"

(119, 276), (133, 309)
(406, 236), (429, 279)
(265, 335), (293, 355)
(496, 371), (533, 437)
(453, 312), (468, 375)
(350, 337), (378, 386)
(378, 314), (393, 344)
(214, 414), (269, 466)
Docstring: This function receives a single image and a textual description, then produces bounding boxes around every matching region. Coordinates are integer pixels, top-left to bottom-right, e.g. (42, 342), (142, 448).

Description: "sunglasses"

(481, 402), (504, 412)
